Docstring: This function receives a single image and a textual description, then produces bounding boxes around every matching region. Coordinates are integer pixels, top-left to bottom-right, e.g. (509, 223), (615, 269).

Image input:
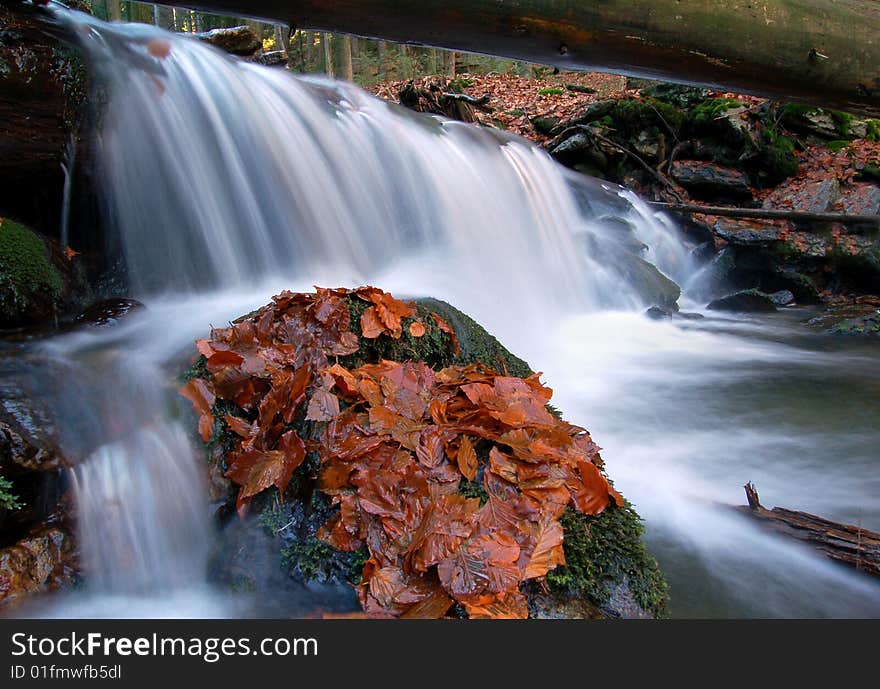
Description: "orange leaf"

(457, 436), (478, 481)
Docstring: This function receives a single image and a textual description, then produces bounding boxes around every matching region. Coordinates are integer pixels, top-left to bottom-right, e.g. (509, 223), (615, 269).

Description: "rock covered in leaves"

(182, 287), (665, 618)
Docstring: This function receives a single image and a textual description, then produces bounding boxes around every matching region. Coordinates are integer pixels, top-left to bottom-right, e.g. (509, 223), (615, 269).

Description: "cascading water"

(17, 6), (879, 617)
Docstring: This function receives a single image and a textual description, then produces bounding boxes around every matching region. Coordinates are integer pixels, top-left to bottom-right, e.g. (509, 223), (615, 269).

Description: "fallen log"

(737, 482), (880, 578)
(650, 203), (880, 229)
(160, 0), (880, 117)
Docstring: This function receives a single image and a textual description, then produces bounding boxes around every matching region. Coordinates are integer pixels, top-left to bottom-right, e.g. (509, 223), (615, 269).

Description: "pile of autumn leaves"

(181, 287), (623, 619)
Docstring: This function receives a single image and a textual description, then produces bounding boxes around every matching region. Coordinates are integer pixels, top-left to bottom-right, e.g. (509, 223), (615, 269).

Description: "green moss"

(778, 102), (816, 120)
(0, 219), (63, 324)
(547, 504), (668, 617)
(826, 139), (850, 153)
(448, 77), (473, 94)
(762, 129), (799, 183)
(418, 298), (532, 377)
(0, 475), (22, 511)
(692, 97), (741, 125)
(458, 478), (489, 505)
(538, 87), (564, 96)
(866, 120), (880, 142)
(829, 110), (854, 138)
(281, 537), (339, 580)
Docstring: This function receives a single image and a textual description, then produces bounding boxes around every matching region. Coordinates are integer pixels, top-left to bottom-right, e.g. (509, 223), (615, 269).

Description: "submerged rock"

(74, 298), (144, 328)
(186, 288), (668, 619)
(707, 289), (777, 312)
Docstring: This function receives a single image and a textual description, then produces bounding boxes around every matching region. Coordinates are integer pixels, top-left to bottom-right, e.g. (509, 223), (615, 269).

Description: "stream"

(7, 7), (878, 618)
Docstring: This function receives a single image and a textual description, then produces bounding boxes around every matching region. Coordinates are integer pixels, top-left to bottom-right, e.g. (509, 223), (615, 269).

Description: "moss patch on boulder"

(0, 219), (63, 327)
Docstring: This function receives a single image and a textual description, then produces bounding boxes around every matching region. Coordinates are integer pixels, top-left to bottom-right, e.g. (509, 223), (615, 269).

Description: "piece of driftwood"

(650, 202), (880, 229)
(738, 482), (880, 578)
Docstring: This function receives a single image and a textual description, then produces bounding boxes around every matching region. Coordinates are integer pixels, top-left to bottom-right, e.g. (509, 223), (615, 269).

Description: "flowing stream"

(15, 7), (879, 617)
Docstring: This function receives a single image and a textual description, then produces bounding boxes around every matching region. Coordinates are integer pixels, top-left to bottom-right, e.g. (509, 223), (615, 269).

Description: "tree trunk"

(398, 44), (409, 79)
(377, 40), (386, 81)
(322, 32), (334, 78)
(304, 30), (314, 67)
(159, 0), (880, 117)
(446, 51), (456, 78)
(339, 34), (354, 81)
(107, 0), (122, 21)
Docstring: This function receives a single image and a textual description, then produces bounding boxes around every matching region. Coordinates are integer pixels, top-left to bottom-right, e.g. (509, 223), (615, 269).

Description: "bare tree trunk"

(107, 0), (122, 21)
(340, 34), (354, 81)
(322, 32), (334, 78)
(158, 0), (880, 117)
(446, 51), (456, 78)
(398, 44), (409, 79)
(304, 30), (314, 67)
(377, 40), (386, 81)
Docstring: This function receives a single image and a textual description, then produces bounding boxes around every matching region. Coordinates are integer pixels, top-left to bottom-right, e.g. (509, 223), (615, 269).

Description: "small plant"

(0, 476), (22, 512)
(538, 87), (564, 96)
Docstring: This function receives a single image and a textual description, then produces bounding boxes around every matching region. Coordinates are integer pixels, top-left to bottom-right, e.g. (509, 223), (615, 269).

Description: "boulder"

(769, 289), (796, 306)
(670, 160), (753, 201)
(840, 183), (880, 218)
(195, 26), (261, 56)
(0, 218), (92, 329)
(0, 526), (75, 608)
(530, 116), (560, 136)
(712, 218), (783, 247)
(74, 298), (145, 328)
(187, 288), (668, 619)
(762, 178), (840, 214)
(707, 288), (777, 312)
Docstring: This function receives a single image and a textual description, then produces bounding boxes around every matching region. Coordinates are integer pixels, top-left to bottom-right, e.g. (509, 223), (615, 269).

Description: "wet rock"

(763, 178), (840, 214)
(713, 218), (783, 246)
(841, 183), (880, 218)
(0, 4), (87, 235)
(0, 526), (75, 607)
(196, 26), (261, 56)
(828, 312), (880, 335)
(256, 50), (287, 66)
(530, 116), (560, 136)
(571, 99), (616, 125)
(778, 105), (855, 140)
(74, 298), (144, 328)
(550, 131), (593, 163)
(0, 357), (64, 473)
(639, 84), (709, 108)
(197, 291), (667, 618)
(707, 289), (777, 312)
(770, 289), (796, 306)
(670, 160), (753, 201)
(0, 218), (93, 329)
(645, 305), (673, 320)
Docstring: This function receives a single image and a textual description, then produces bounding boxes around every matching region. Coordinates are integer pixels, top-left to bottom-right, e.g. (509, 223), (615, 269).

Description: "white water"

(22, 8), (879, 618)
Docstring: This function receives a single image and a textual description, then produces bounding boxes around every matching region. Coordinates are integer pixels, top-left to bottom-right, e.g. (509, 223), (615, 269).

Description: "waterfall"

(25, 7), (877, 618)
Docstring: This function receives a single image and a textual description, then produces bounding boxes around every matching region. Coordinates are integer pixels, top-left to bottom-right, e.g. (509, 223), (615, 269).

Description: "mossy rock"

(200, 293), (667, 618)
(0, 219), (63, 327)
(0, 218), (92, 329)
